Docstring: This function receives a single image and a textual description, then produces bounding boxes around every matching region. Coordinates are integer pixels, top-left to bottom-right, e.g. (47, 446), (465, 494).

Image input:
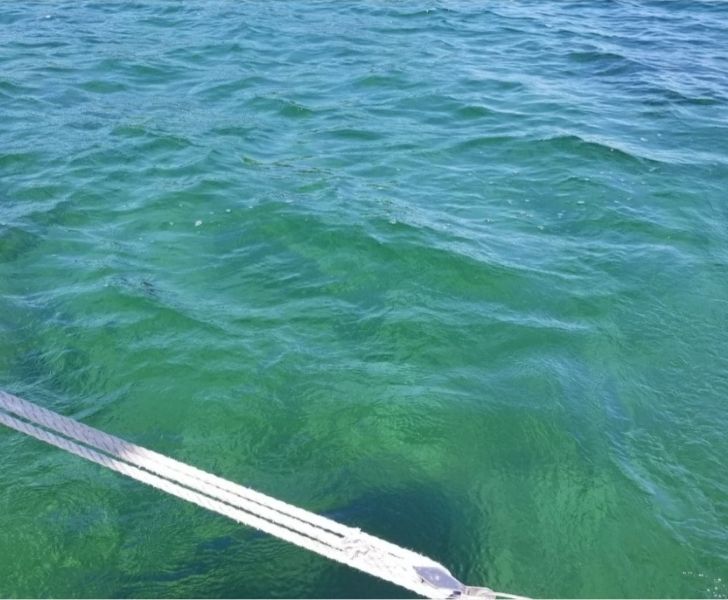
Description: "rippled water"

(2, 1), (728, 597)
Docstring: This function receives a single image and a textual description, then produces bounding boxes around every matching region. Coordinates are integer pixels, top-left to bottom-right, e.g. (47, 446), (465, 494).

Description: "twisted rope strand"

(0, 390), (527, 599)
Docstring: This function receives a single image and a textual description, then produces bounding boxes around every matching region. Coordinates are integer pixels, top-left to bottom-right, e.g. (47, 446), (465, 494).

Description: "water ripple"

(2, 1), (728, 597)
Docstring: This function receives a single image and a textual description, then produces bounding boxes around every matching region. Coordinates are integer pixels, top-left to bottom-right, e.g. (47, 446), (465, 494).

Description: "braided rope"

(0, 390), (526, 599)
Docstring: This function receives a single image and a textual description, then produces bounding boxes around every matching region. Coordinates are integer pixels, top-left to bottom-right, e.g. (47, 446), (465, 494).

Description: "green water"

(2, 2), (728, 597)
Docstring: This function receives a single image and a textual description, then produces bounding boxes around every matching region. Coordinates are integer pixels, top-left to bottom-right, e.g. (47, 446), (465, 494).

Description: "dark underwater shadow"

(311, 482), (460, 599)
(111, 481), (472, 599)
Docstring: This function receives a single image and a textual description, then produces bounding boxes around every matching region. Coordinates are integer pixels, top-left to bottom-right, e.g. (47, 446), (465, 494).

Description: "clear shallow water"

(1, 1), (727, 597)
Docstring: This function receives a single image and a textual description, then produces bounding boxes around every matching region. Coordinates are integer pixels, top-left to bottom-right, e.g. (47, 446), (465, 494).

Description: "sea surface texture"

(1, 1), (727, 597)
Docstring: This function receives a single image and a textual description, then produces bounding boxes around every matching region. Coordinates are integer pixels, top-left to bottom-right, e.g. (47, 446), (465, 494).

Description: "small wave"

(446, 132), (649, 165)
(350, 72), (415, 90)
(78, 80), (127, 94)
(0, 151), (43, 168)
(193, 75), (272, 101)
(316, 127), (384, 142)
(448, 134), (521, 152)
(454, 104), (494, 120)
(566, 49), (646, 76)
(247, 95), (317, 119)
(644, 86), (724, 107)
(532, 134), (661, 166)
(0, 226), (43, 263)
(0, 79), (37, 96)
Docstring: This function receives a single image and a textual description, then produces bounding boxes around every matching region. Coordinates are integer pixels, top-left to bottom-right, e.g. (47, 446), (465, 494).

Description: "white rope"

(0, 390), (527, 600)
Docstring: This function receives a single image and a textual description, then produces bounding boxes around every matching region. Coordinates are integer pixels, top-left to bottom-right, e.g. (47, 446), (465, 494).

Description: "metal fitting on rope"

(455, 586), (499, 599)
(414, 565), (497, 599)
(413, 565), (532, 600)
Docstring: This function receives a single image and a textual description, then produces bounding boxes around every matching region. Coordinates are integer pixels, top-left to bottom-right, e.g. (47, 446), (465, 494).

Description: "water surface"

(1, 1), (728, 597)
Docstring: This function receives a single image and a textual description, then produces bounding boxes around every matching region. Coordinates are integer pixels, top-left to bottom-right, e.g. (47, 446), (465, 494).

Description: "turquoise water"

(2, 1), (728, 597)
